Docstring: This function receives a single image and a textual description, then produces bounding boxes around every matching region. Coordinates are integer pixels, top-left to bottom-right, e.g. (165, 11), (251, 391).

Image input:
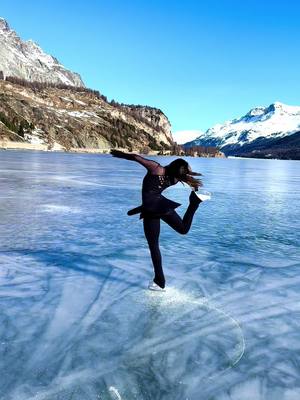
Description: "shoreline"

(2, 141), (297, 161)
(0, 140), (126, 154)
(0, 140), (222, 157)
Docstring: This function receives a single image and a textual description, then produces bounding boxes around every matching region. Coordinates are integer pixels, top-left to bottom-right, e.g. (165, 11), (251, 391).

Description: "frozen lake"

(0, 150), (300, 400)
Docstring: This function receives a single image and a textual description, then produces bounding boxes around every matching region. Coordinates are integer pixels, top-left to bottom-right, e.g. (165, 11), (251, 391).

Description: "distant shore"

(0, 140), (224, 157)
(1, 142), (298, 161)
(0, 140), (160, 155)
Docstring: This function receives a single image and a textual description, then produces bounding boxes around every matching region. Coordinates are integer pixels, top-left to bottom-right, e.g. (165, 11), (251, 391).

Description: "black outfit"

(141, 200), (201, 288)
(124, 152), (181, 219)
(111, 151), (201, 289)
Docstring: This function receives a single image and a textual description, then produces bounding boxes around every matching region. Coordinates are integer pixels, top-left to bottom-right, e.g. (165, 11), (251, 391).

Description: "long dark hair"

(165, 158), (203, 190)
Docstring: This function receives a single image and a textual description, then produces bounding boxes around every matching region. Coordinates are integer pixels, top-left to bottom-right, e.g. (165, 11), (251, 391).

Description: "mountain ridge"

(0, 78), (174, 152)
(184, 102), (300, 159)
(0, 17), (176, 153)
(0, 17), (85, 87)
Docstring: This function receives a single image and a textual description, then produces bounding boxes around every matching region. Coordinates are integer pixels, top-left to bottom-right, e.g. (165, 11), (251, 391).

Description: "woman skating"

(110, 150), (208, 291)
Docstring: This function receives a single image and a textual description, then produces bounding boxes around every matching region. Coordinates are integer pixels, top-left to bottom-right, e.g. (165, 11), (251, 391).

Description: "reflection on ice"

(41, 204), (81, 213)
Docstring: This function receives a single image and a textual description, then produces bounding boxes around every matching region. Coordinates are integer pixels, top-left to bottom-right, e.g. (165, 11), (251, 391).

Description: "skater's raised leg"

(161, 191), (202, 235)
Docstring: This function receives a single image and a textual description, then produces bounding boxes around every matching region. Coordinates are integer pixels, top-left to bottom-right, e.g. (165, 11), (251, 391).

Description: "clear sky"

(1, 0), (300, 140)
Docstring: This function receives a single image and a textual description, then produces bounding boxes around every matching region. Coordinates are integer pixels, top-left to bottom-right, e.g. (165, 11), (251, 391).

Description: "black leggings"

(143, 202), (199, 288)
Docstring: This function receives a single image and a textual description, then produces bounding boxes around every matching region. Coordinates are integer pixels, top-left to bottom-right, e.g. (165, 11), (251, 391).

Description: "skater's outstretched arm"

(110, 150), (161, 173)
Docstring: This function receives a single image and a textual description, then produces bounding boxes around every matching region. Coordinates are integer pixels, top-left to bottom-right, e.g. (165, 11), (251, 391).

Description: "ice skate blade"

(148, 281), (166, 292)
(197, 193), (211, 201)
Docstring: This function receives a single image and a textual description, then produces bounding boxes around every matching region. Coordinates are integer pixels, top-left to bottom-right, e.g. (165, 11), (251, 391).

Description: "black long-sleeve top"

(111, 151), (181, 219)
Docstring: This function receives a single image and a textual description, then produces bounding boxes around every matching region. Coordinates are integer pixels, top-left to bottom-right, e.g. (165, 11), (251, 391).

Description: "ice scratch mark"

(137, 286), (245, 381)
(109, 386), (122, 400)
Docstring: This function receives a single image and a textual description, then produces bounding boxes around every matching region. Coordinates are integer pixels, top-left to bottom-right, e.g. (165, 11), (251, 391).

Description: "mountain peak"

(0, 17), (10, 31)
(266, 102), (300, 115)
(273, 101), (284, 107)
(0, 17), (85, 87)
(267, 102), (284, 112)
(185, 101), (300, 153)
(244, 102), (299, 121)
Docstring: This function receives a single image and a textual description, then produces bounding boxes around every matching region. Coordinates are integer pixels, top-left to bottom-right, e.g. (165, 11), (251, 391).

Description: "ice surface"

(0, 152), (300, 400)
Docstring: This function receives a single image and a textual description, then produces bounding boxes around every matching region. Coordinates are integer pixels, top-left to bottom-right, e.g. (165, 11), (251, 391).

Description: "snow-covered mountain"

(184, 102), (300, 159)
(0, 17), (84, 87)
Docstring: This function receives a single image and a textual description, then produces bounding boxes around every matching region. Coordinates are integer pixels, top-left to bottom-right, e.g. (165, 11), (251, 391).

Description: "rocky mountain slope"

(0, 79), (173, 152)
(185, 102), (300, 159)
(0, 17), (174, 152)
(0, 17), (84, 87)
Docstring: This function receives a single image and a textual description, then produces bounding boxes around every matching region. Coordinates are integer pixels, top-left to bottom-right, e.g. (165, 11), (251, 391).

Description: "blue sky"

(1, 0), (300, 140)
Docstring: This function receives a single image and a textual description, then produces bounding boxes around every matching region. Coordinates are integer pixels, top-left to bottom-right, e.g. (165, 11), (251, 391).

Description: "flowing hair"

(165, 159), (203, 191)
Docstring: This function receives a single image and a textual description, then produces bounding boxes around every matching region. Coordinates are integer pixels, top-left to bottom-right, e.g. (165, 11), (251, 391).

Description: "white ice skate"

(192, 188), (211, 202)
(148, 280), (166, 292)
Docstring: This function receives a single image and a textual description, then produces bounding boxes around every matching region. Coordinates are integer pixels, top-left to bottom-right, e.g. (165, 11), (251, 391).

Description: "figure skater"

(110, 149), (209, 292)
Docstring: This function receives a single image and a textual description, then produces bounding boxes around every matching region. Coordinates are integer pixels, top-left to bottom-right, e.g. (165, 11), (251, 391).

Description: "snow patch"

(24, 128), (46, 145)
